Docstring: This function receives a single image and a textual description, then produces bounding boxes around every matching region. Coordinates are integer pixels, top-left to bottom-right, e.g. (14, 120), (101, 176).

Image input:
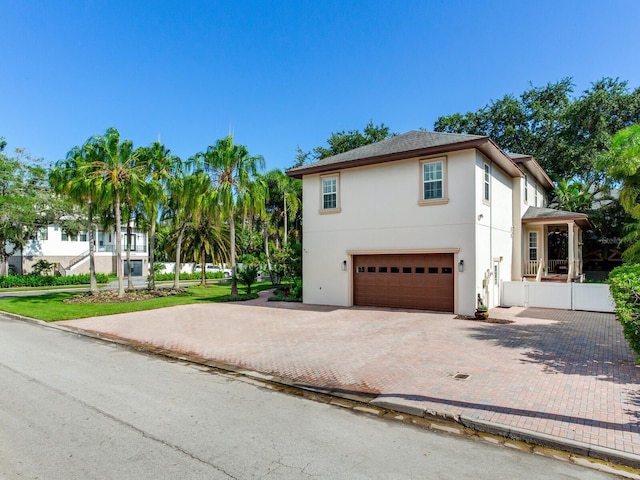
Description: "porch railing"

(524, 260), (539, 276)
(68, 250), (90, 268)
(548, 259), (568, 274)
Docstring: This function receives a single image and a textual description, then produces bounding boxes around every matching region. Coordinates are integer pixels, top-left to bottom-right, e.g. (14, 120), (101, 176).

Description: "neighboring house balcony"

(97, 245), (147, 253)
(521, 207), (592, 283)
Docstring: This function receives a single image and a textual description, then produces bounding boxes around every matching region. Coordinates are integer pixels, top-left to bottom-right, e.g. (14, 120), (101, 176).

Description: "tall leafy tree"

(0, 143), (55, 276)
(195, 136), (264, 296)
(85, 128), (144, 297)
(312, 121), (393, 160)
(434, 77), (640, 191)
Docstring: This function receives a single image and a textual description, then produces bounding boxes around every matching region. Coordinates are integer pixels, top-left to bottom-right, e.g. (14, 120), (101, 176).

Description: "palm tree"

(263, 169), (302, 247)
(166, 172), (209, 289)
(50, 144), (102, 293)
(137, 142), (181, 290)
(552, 178), (593, 212)
(196, 136), (264, 296)
(85, 128), (144, 297)
(181, 193), (230, 286)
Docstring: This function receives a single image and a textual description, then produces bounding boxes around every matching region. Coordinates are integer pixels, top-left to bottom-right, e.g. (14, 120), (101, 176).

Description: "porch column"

(578, 228), (583, 276)
(567, 221), (575, 282)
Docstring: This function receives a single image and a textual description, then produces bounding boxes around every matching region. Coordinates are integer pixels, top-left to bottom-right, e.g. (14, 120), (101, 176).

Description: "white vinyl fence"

(501, 281), (615, 313)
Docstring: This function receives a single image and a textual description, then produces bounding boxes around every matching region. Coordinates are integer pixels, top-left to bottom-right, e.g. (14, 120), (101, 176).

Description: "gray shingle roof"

(523, 206), (592, 229)
(287, 130), (487, 173)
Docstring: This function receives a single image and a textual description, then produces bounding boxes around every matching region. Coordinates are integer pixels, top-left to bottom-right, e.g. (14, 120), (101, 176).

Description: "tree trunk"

(88, 201), (98, 293)
(0, 242), (8, 276)
(263, 220), (273, 283)
(283, 195), (288, 247)
(148, 214), (156, 290)
(114, 195), (125, 297)
(173, 213), (191, 289)
(200, 247), (206, 286)
(230, 214), (238, 296)
(126, 204), (134, 292)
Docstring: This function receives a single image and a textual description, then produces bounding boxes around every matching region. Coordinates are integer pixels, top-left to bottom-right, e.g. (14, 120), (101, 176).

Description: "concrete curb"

(458, 416), (640, 470)
(3, 312), (640, 475)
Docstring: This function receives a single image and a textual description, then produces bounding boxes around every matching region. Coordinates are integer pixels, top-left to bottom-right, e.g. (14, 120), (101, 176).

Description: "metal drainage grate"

(453, 373), (470, 380)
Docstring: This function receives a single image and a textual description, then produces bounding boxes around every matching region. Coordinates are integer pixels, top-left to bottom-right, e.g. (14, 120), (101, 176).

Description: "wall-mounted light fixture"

(554, 227), (560, 235)
(458, 259), (464, 272)
(341, 260), (347, 271)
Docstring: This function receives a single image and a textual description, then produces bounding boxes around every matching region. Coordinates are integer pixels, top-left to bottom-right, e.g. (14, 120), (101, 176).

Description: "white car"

(211, 265), (232, 278)
(195, 263), (232, 277)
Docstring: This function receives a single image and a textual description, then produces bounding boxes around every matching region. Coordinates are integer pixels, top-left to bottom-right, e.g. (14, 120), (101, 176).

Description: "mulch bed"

(64, 288), (187, 304)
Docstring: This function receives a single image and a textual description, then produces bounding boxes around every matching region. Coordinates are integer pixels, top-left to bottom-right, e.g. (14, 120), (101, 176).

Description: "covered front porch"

(521, 207), (592, 283)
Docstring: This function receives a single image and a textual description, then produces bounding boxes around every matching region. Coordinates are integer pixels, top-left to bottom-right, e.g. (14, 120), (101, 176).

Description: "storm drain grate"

(453, 373), (470, 380)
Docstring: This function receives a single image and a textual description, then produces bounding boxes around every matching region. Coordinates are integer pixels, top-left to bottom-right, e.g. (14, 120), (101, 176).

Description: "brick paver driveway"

(59, 293), (640, 456)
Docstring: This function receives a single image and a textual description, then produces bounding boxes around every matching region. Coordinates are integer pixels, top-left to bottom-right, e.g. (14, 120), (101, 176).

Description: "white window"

(79, 232), (87, 242)
(524, 174), (528, 203)
(534, 184), (539, 207)
(483, 163), (490, 202)
(320, 174), (340, 212)
(38, 227), (48, 241)
(528, 232), (538, 261)
(420, 158), (447, 204)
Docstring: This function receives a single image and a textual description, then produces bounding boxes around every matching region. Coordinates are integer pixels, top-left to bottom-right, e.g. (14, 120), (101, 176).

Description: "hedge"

(0, 273), (110, 288)
(153, 272), (224, 282)
(608, 264), (640, 360)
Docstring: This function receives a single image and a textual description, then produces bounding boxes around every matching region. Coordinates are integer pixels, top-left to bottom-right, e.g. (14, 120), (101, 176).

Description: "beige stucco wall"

(474, 152), (514, 308)
(301, 149), (512, 316)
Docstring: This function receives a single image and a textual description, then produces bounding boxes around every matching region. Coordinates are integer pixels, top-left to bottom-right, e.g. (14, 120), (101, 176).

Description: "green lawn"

(0, 283), (274, 322)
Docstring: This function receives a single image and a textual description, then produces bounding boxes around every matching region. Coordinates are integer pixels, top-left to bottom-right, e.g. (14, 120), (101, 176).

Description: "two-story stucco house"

(9, 225), (149, 277)
(287, 130), (590, 316)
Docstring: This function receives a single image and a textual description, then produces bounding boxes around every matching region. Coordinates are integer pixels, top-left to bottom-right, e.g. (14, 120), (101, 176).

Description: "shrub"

(32, 259), (57, 276)
(0, 273), (109, 288)
(220, 293), (259, 302)
(290, 278), (302, 301)
(608, 264), (640, 361)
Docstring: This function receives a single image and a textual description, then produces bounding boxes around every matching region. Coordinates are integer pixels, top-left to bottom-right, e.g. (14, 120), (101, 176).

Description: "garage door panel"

(353, 253), (454, 312)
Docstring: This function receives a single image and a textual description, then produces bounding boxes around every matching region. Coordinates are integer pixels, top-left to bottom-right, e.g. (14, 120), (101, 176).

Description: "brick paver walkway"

(58, 292), (640, 456)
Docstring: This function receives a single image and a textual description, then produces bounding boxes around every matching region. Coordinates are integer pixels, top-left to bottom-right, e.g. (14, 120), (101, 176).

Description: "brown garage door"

(353, 253), (454, 311)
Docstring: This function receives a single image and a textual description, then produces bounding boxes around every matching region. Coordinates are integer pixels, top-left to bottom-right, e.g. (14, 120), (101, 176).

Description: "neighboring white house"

(9, 224), (149, 276)
(286, 130), (591, 316)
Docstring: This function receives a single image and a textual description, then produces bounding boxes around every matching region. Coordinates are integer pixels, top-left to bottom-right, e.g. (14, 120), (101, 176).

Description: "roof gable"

(287, 130), (523, 179)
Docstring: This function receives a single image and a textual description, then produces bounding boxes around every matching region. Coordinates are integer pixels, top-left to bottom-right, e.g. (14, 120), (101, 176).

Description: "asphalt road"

(0, 315), (617, 479)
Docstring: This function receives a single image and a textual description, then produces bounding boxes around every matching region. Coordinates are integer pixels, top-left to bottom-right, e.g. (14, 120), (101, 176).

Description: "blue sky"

(2, 0), (639, 171)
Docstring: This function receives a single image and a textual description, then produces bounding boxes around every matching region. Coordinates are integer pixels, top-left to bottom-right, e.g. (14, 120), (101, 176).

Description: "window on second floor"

(38, 227), (48, 241)
(524, 174), (529, 203)
(320, 173), (340, 213)
(419, 157), (447, 205)
(483, 163), (491, 203)
(534, 184), (539, 207)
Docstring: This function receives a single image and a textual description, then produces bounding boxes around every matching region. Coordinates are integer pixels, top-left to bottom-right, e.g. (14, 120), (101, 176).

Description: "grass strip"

(0, 284), (273, 322)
